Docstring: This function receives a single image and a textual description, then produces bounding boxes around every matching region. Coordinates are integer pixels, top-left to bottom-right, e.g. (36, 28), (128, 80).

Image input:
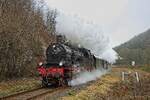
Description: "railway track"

(0, 87), (67, 100)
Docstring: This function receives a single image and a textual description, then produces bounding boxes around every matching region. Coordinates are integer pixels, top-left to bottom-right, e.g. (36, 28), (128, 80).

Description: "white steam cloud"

(69, 68), (107, 86)
(55, 12), (118, 63)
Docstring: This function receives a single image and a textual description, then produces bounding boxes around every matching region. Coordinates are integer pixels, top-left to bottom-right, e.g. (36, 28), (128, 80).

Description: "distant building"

(131, 61), (135, 66)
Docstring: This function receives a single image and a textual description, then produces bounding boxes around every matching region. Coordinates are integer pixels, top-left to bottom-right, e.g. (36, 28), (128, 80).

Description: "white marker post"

(135, 72), (140, 82)
(122, 72), (125, 81)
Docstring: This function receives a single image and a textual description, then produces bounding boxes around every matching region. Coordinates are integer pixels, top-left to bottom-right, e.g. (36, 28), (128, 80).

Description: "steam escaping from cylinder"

(68, 68), (108, 86)
(55, 12), (118, 63)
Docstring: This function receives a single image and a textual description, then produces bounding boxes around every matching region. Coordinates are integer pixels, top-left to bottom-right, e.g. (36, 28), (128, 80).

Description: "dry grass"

(0, 78), (41, 98)
(61, 67), (150, 100)
(61, 70), (120, 100)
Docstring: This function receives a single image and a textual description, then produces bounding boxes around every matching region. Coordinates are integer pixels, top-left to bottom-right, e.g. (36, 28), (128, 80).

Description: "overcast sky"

(45, 0), (150, 47)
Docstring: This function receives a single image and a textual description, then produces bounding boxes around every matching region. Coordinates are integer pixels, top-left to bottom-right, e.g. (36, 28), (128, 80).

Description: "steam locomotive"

(37, 35), (109, 87)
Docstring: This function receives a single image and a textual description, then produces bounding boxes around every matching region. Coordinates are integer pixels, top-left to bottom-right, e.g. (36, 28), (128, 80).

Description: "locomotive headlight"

(53, 45), (56, 48)
(59, 62), (63, 66)
(39, 62), (43, 66)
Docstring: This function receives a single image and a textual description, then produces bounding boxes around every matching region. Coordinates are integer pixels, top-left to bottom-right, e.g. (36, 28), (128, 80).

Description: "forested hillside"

(0, 0), (56, 81)
(115, 29), (150, 65)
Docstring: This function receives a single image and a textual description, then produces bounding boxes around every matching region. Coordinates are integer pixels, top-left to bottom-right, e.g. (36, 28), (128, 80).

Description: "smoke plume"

(55, 12), (118, 63)
(68, 68), (108, 86)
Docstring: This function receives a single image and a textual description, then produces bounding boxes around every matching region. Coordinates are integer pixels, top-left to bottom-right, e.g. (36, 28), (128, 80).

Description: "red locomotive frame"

(36, 61), (106, 87)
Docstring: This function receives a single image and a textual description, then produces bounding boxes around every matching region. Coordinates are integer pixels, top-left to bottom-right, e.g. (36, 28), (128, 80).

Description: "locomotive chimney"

(56, 35), (66, 43)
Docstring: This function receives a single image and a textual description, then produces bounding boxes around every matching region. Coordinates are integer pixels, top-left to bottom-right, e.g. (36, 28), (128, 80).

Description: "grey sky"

(45, 0), (150, 47)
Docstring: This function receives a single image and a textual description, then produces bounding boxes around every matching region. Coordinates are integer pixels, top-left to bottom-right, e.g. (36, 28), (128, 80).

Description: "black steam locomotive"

(37, 35), (109, 87)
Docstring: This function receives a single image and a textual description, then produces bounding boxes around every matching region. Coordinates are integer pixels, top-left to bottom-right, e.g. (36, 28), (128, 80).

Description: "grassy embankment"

(61, 67), (150, 100)
(0, 78), (41, 98)
(126, 65), (150, 72)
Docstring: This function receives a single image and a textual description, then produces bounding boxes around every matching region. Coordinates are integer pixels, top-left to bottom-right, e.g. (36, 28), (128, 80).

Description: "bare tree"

(0, 0), (57, 81)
